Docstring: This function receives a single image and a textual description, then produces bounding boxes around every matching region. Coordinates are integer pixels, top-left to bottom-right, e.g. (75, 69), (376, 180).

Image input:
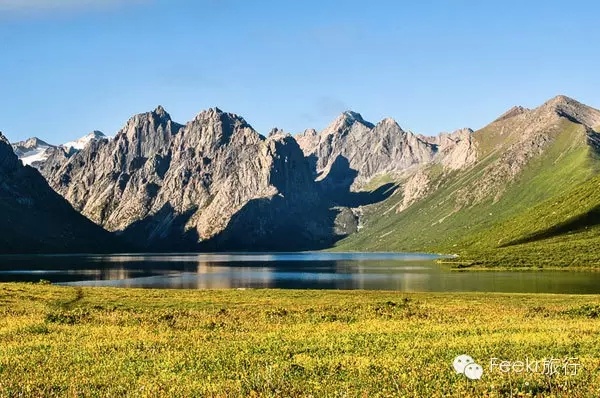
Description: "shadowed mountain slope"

(0, 132), (123, 253)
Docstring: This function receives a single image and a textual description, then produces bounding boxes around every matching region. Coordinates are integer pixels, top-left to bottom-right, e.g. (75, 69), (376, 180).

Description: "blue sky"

(1, 0), (599, 143)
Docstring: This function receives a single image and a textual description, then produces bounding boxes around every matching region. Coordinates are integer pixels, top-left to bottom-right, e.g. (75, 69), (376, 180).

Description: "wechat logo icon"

(453, 354), (483, 380)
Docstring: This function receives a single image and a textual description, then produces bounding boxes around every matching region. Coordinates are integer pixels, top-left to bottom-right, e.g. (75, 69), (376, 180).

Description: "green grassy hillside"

(334, 119), (600, 268)
(452, 173), (600, 268)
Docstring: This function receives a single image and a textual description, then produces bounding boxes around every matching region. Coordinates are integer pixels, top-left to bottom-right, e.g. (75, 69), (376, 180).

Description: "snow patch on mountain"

(11, 137), (54, 166)
(11, 131), (108, 166)
(63, 131), (107, 152)
(19, 147), (52, 166)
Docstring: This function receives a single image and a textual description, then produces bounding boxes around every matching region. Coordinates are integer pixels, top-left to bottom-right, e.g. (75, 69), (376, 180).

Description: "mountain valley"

(4, 95), (600, 267)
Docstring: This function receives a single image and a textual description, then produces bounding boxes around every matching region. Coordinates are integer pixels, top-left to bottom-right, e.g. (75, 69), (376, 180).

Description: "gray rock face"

(395, 169), (433, 213)
(41, 106), (182, 231)
(296, 112), (439, 189)
(12, 137), (53, 155)
(29, 107), (481, 252)
(0, 131), (122, 253)
(544, 95), (600, 127)
(37, 146), (73, 176)
(42, 107), (333, 250)
(421, 128), (477, 170)
(29, 94), (600, 252)
(295, 112), (479, 227)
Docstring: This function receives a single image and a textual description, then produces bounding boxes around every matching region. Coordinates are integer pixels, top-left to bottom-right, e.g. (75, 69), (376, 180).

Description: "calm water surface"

(0, 252), (599, 293)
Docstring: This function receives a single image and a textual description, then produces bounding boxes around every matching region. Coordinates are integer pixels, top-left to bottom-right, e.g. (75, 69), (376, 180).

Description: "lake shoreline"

(3, 250), (598, 272)
(2, 252), (600, 293)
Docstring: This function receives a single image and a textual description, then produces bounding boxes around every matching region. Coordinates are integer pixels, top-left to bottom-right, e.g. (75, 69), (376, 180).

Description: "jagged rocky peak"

(11, 136), (56, 166)
(295, 111), (438, 188)
(377, 117), (402, 128)
(538, 95), (600, 127)
(341, 110), (367, 122)
(198, 106), (222, 116)
(132, 105), (173, 126)
(39, 104), (331, 251)
(194, 107), (242, 123)
(446, 127), (474, 139)
(494, 106), (530, 122)
(16, 137), (52, 149)
(370, 118), (413, 142)
(181, 107), (258, 152)
(112, 106), (183, 161)
(268, 127), (288, 137)
(120, 105), (176, 134)
(322, 110), (374, 136)
(191, 107), (251, 131)
(294, 128), (320, 156)
(125, 105), (171, 126)
(62, 130), (107, 152)
(12, 137), (53, 150)
(371, 117), (414, 140)
(153, 105), (169, 119)
(544, 94), (576, 107)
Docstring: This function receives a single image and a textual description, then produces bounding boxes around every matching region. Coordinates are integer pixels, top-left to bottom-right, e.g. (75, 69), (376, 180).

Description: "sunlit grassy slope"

(335, 121), (600, 268)
(1, 284), (600, 397)
(453, 172), (600, 268)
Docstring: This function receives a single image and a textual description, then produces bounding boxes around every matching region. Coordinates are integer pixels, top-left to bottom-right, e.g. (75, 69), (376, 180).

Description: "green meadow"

(1, 284), (599, 397)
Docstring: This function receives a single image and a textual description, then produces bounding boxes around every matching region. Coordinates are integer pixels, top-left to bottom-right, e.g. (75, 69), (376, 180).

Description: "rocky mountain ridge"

(0, 131), (122, 253)
(63, 131), (107, 152)
(11, 137), (54, 166)
(38, 106), (338, 250)
(296, 112), (477, 191)
(454, 95), (600, 207)
(3, 94), (599, 253)
(11, 131), (108, 167)
(335, 94), (600, 257)
(55, 104), (481, 250)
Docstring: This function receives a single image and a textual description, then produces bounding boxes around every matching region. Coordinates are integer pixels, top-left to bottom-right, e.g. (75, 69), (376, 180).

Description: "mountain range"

(3, 95), (600, 267)
(0, 132), (122, 253)
(11, 131), (107, 166)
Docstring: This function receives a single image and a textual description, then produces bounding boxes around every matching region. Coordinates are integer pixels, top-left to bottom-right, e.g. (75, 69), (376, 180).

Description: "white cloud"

(0, 0), (148, 12)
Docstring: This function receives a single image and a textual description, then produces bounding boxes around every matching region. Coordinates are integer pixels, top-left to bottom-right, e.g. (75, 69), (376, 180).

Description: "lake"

(0, 252), (599, 293)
